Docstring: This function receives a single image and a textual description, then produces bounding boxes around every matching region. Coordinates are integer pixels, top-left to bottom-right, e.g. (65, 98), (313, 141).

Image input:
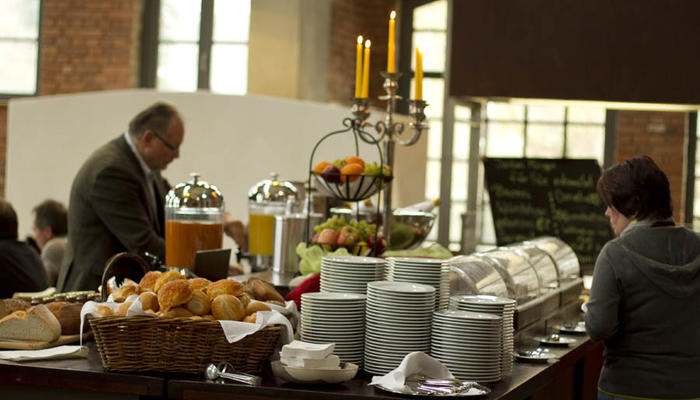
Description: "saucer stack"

(364, 281), (436, 375)
(300, 292), (367, 367)
(384, 257), (450, 311)
(452, 295), (516, 375)
(320, 256), (385, 294)
(431, 310), (503, 382)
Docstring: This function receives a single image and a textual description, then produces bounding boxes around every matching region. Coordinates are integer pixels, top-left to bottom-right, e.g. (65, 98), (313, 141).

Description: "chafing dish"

(507, 243), (559, 291)
(526, 236), (581, 282)
(447, 255), (509, 299)
(476, 248), (540, 304)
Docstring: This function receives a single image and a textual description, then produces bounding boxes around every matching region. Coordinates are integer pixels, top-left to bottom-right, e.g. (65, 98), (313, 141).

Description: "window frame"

(0, 0), (42, 99)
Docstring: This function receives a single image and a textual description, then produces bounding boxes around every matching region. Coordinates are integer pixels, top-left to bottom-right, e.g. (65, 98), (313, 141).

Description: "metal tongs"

(404, 376), (487, 396)
(205, 362), (262, 386)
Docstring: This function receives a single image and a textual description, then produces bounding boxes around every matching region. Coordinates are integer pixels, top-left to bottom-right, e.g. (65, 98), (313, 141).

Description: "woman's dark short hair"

(0, 199), (19, 239)
(596, 155), (672, 220)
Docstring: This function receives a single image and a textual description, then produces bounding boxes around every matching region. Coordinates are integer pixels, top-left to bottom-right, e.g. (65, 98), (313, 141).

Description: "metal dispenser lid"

(248, 172), (298, 203)
(165, 173), (224, 208)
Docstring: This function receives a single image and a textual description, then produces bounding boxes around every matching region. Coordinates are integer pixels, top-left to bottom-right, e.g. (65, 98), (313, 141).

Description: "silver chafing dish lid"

(165, 172), (224, 209)
(447, 255), (509, 300)
(507, 243), (560, 291)
(248, 172), (298, 203)
(526, 236), (581, 282)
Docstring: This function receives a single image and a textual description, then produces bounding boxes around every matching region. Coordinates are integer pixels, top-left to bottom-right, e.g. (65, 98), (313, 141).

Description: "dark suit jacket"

(57, 136), (169, 292)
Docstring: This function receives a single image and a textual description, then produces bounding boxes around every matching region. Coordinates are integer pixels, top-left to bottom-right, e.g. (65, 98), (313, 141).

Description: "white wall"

(6, 89), (426, 249)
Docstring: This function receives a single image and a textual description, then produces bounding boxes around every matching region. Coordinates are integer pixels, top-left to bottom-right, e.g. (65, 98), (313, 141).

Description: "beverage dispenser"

(247, 173), (298, 270)
(164, 173), (224, 269)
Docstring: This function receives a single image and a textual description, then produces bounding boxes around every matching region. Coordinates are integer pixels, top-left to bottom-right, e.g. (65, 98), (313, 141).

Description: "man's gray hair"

(128, 102), (181, 139)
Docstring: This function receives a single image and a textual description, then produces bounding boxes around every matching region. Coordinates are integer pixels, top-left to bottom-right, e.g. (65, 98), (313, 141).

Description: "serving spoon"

(205, 362), (262, 386)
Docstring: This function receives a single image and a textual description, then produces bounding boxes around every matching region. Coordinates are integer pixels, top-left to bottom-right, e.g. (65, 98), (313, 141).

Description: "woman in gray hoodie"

(585, 156), (700, 400)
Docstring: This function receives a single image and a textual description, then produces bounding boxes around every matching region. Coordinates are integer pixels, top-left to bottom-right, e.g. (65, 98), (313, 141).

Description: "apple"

(317, 228), (338, 244)
(336, 226), (358, 245)
(367, 233), (386, 255)
(322, 165), (341, 184)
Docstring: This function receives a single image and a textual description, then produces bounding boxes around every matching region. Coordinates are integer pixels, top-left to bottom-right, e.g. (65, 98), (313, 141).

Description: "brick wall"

(39, 0), (142, 95)
(614, 110), (688, 222)
(328, 0), (400, 104)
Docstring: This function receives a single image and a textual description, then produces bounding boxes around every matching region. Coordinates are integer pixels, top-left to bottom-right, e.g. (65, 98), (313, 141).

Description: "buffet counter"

(0, 307), (602, 400)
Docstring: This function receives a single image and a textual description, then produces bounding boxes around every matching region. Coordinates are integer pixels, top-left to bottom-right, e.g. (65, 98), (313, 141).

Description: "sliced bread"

(0, 304), (62, 342)
(0, 298), (31, 318)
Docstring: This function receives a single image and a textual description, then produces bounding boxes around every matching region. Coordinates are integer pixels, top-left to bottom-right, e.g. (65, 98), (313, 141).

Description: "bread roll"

(158, 307), (193, 318)
(245, 278), (285, 303)
(157, 279), (193, 311)
(154, 270), (184, 293)
(246, 300), (271, 315)
(188, 278), (211, 291)
(112, 285), (138, 302)
(46, 302), (84, 335)
(138, 270), (162, 292)
(116, 301), (133, 316)
(139, 291), (159, 312)
(96, 305), (114, 317)
(0, 298), (31, 318)
(237, 293), (251, 308)
(207, 279), (244, 299)
(211, 294), (245, 321)
(201, 314), (215, 321)
(0, 304), (61, 342)
(243, 312), (258, 323)
(184, 290), (211, 316)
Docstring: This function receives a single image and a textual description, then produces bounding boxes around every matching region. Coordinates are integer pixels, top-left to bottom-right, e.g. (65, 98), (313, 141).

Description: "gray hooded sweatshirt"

(585, 219), (700, 399)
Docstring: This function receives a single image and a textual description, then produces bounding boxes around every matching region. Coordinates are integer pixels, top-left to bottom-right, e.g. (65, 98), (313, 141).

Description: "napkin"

(0, 345), (88, 362)
(369, 351), (455, 392)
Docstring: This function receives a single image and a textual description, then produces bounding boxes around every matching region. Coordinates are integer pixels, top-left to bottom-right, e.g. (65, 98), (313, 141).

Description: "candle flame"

(390, 10), (396, 19)
(357, 35), (363, 44)
(365, 40), (371, 48)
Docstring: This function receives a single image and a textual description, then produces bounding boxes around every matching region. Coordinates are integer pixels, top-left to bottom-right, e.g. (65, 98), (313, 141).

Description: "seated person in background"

(0, 199), (49, 298)
(32, 199), (68, 287)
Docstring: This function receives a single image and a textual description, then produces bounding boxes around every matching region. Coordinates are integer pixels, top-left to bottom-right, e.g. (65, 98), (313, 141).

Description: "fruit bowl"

(312, 174), (390, 202)
(389, 210), (436, 250)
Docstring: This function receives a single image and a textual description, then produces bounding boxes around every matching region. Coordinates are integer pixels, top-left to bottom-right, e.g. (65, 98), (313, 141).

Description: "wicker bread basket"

(89, 315), (281, 374)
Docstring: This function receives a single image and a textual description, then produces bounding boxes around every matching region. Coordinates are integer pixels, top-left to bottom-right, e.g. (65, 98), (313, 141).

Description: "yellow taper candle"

(415, 47), (423, 100)
(355, 35), (363, 98)
(387, 11), (396, 73)
(361, 40), (371, 98)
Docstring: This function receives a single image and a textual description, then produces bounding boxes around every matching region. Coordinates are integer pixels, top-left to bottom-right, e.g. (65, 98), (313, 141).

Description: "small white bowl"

(271, 360), (358, 384)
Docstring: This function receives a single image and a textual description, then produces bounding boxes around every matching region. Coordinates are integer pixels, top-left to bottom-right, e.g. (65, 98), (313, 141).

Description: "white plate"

(271, 360), (358, 384)
(537, 336), (577, 347)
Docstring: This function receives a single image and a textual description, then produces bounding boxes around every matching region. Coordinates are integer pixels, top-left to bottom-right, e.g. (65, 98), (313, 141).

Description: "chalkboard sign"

(483, 158), (613, 266)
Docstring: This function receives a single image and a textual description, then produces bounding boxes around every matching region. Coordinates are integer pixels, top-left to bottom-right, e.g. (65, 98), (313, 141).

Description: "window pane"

(568, 106), (606, 123)
(412, 31), (445, 72)
(160, 0), (201, 41)
(527, 104), (564, 123)
(0, 0), (39, 38)
(427, 120), (443, 159)
(455, 104), (471, 121)
(486, 123), (524, 156)
(453, 121), (470, 160)
(425, 160), (441, 200)
(157, 44), (198, 91)
(213, 0), (250, 42)
(0, 42), (37, 94)
(413, 0), (447, 30)
(210, 43), (248, 94)
(487, 103), (524, 121)
(567, 126), (604, 165)
(450, 201), (466, 245)
(480, 203), (496, 244)
(526, 124), (564, 157)
(410, 77), (443, 118)
(451, 162), (467, 201)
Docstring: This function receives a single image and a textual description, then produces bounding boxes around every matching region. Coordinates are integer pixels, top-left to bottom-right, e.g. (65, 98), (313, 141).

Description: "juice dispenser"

(165, 173), (224, 269)
(247, 173), (298, 270)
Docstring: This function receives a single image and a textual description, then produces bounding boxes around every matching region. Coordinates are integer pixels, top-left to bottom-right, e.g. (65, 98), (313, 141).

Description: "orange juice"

(248, 214), (275, 256)
(165, 220), (224, 269)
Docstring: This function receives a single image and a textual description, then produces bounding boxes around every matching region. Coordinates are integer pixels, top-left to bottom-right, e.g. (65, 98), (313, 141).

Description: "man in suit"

(57, 102), (183, 292)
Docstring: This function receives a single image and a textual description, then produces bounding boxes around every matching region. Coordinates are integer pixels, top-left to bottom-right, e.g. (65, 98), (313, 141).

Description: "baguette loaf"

(0, 304), (61, 342)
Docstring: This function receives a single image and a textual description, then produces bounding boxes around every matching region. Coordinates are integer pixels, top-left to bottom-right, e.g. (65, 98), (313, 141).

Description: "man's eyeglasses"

(152, 131), (179, 152)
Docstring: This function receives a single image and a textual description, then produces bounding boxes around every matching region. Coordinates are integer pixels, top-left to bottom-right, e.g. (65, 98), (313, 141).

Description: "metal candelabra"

(349, 71), (429, 244)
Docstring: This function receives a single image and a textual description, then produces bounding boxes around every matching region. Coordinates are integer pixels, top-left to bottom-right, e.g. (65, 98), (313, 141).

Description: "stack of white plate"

(320, 256), (385, 294)
(431, 310), (504, 383)
(300, 292), (367, 367)
(451, 295), (516, 375)
(385, 257), (450, 310)
(364, 281), (436, 375)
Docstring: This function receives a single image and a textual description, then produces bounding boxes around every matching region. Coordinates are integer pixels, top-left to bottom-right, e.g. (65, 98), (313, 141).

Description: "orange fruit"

(313, 160), (331, 175)
(344, 156), (365, 169)
(340, 163), (365, 182)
